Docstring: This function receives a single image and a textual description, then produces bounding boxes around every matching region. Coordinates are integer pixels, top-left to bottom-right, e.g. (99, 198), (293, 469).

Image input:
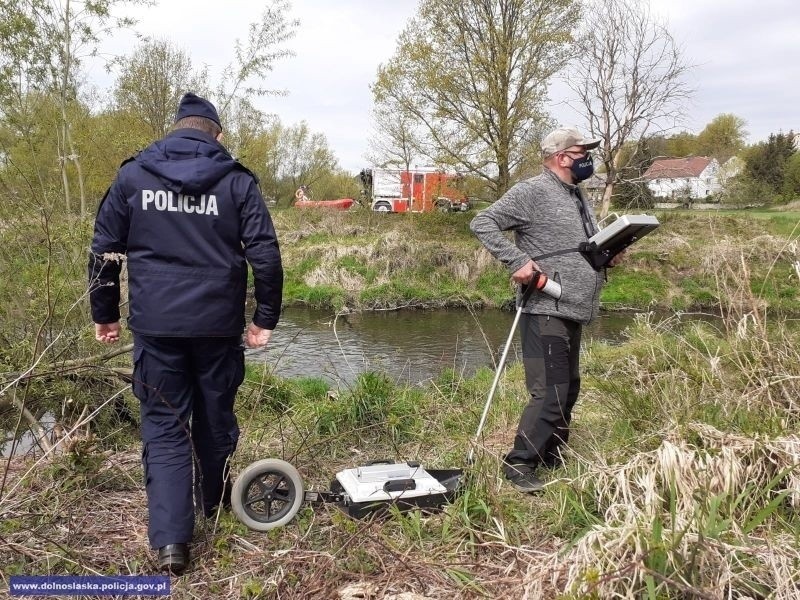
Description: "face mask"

(570, 153), (594, 183)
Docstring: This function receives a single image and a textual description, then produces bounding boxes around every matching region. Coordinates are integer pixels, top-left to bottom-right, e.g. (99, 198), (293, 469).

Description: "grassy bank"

(2, 307), (799, 598)
(270, 208), (800, 314)
(0, 208), (797, 343)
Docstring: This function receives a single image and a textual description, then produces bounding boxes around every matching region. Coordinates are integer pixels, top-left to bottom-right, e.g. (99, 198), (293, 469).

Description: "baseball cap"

(174, 92), (222, 130)
(541, 126), (601, 156)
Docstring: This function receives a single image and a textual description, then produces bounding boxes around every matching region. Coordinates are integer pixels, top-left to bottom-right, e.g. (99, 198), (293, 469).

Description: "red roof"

(643, 157), (712, 180)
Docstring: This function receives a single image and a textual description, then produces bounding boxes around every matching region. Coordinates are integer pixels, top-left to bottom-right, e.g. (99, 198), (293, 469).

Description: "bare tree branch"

(566, 0), (693, 217)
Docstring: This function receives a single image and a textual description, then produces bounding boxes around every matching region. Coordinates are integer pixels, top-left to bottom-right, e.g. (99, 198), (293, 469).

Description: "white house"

(643, 156), (722, 200)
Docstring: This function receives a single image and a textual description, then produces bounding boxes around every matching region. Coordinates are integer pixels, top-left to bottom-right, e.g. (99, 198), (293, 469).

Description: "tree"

(278, 121), (338, 203)
(782, 149), (800, 200)
(611, 138), (657, 209)
(696, 113), (747, 163)
(373, 0), (576, 199)
(366, 102), (418, 172)
(568, 0), (693, 218)
(213, 0), (299, 118)
(72, 107), (154, 200)
(743, 132), (796, 196)
(114, 39), (208, 139)
(0, 0), (142, 215)
(665, 132), (698, 158)
(717, 173), (771, 208)
(311, 169), (361, 204)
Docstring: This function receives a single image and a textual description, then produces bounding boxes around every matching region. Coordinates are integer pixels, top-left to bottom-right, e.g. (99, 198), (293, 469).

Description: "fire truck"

(358, 167), (469, 213)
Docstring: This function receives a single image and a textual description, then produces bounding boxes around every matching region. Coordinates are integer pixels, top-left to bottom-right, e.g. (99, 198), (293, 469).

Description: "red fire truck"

(358, 167), (469, 213)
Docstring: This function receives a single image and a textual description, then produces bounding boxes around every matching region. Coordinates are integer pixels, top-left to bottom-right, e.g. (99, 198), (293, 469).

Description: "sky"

(86, 0), (800, 173)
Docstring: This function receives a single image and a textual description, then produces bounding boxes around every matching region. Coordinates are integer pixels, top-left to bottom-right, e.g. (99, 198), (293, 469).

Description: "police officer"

(88, 93), (283, 574)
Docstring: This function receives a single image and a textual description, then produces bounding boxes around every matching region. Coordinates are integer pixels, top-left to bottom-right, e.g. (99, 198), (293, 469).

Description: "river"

(245, 306), (682, 385)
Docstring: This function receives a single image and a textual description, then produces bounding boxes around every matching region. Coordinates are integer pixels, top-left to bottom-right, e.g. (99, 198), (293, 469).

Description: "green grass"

(601, 271), (668, 306)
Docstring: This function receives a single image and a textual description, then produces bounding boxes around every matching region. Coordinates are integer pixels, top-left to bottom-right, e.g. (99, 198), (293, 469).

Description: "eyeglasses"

(560, 149), (589, 160)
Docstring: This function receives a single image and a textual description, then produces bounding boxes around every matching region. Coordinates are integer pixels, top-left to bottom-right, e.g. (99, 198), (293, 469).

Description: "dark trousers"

(504, 314), (581, 478)
(132, 334), (244, 548)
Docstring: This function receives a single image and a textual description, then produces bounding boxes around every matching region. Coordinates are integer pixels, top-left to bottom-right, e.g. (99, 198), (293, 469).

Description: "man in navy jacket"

(88, 93), (283, 574)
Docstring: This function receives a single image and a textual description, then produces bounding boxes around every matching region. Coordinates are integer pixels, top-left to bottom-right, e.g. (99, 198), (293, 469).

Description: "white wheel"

(374, 202), (391, 213)
(231, 458), (304, 531)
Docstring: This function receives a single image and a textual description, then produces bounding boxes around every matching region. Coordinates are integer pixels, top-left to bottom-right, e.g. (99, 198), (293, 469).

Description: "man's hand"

(245, 323), (273, 348)
(95, 322), (121, 344)
(511, 259), (541, 285)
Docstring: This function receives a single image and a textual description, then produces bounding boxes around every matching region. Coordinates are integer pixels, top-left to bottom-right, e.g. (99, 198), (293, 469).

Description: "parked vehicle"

(358, 167), (469, 213)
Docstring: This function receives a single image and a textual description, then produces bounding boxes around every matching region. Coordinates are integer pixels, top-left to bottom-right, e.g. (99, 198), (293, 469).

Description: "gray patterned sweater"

(470, 168), (604, 324)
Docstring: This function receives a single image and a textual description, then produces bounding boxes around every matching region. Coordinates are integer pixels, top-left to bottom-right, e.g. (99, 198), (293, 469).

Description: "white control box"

(335, 462), (448, 504)
(589, 214), (660, 252)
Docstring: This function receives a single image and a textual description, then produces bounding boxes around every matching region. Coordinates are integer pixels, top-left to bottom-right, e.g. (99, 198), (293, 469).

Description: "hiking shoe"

(158, 543), (190, 575)
(507, 472), (545, 494)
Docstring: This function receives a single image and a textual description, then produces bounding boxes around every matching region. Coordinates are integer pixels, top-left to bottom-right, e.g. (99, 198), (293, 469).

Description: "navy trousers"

(504, 314), (582, 478)
(132, 334), (244, 548)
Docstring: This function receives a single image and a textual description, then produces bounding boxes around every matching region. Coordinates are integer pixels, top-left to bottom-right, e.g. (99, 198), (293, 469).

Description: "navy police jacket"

(89, 128), (283, 337)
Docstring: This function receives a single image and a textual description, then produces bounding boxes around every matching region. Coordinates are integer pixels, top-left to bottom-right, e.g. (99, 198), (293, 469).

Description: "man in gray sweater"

(470, 125), (620, 493)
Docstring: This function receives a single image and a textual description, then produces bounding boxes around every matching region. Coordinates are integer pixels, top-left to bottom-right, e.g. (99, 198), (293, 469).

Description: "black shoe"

(158, 543), (190, 575)
(506, 472), (545, 494)
(504, 461), (535, 479)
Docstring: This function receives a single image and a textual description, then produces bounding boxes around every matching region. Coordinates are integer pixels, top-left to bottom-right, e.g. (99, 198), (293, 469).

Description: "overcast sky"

(88, 0), (799, 172)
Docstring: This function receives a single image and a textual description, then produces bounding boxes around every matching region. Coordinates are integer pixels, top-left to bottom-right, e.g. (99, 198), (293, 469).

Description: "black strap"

(574, 188), (597, 239)
(532, 244), (610, 271)
(532, 248), (580, 261)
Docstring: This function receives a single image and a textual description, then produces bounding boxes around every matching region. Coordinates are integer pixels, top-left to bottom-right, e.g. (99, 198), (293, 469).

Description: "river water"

(246, 306), (658, 386)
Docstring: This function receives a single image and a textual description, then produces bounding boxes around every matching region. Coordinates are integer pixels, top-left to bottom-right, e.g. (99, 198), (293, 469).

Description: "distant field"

(654, 208), (800, 237)
(663, 208), (800, 220)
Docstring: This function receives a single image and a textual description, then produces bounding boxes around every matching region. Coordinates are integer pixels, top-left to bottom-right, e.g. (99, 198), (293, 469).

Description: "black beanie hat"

(174, 93), (222, 130)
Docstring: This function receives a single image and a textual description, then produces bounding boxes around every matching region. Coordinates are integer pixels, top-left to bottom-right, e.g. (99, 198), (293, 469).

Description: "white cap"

(541, 126), (601, 156)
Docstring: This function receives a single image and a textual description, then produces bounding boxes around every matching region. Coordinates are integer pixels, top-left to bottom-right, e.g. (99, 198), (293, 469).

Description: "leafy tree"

(783, 152), (800, 200)
(373, 0), (576, 199)
(234, 115), (283, 202)
(717, 173), (774, 208)
(743, 132), (796, 196)
(278, 121), (338, 204)
(0, 92), (66, 213)
(312, 170), (361, 204)
(568, 0), (693, 218)
(665, 132), (698, 158)
(696, 113), (747, 163)
(72, 107), (154, 202)
(0, 0), (143, 215)
(233, 116), (340, 206)
(114, 39), (209, 139)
